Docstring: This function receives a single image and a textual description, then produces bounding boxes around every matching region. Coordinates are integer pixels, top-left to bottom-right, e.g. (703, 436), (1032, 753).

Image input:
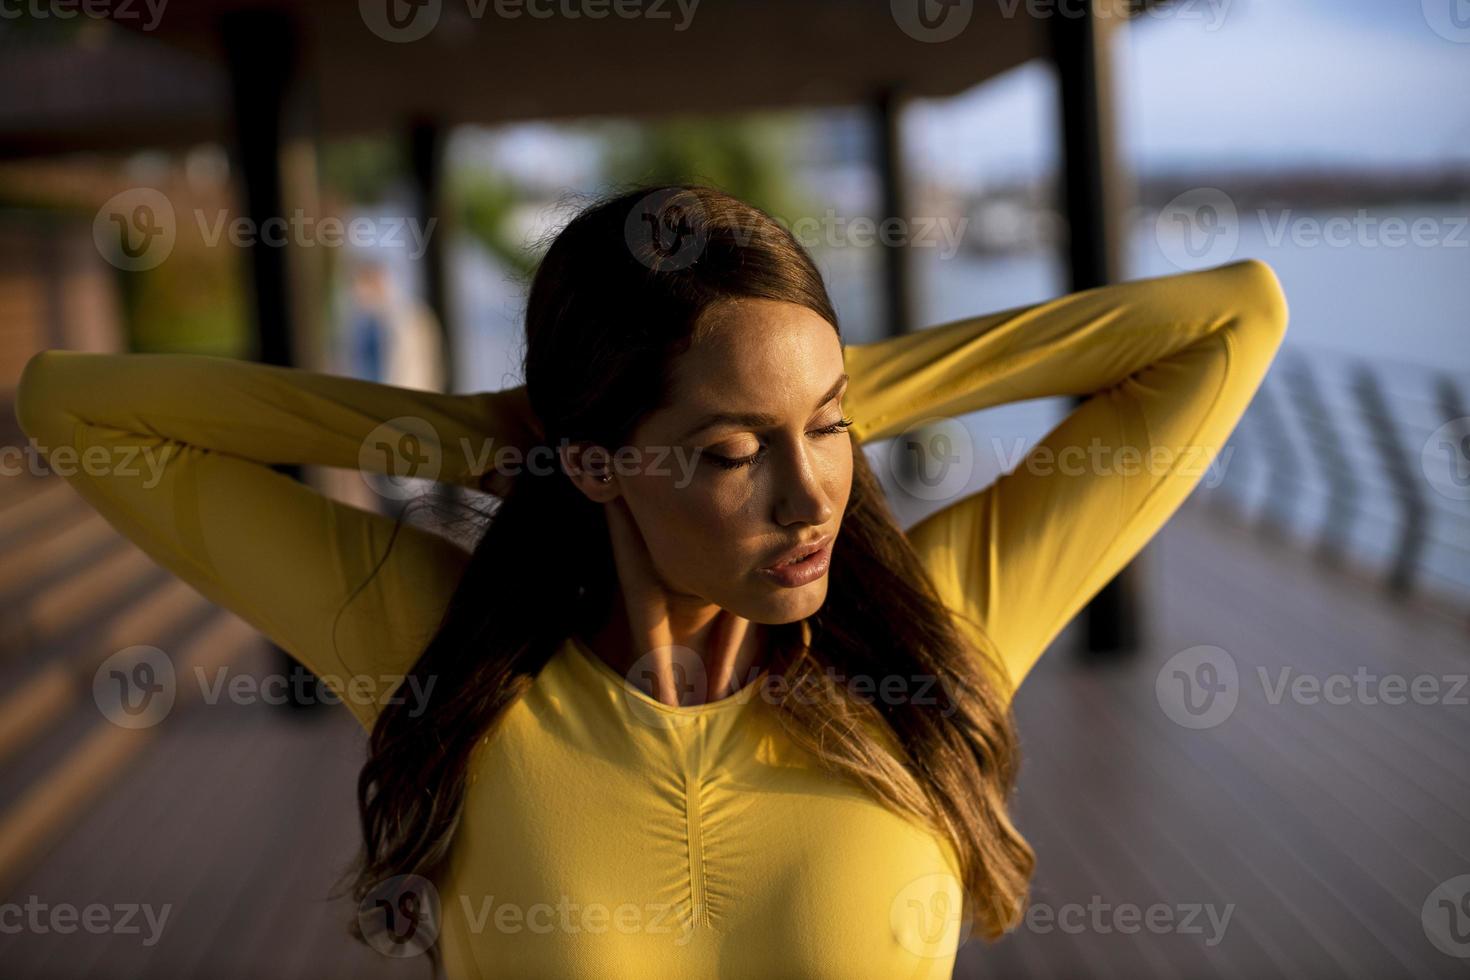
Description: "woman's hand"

(478, 384), (544, 496)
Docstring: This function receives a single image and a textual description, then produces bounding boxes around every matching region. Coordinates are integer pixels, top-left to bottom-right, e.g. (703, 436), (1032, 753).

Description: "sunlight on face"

(617, 297), (853, 623)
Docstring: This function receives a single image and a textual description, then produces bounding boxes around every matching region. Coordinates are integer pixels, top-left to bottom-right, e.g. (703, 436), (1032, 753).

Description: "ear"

(558, 442), (619, 503)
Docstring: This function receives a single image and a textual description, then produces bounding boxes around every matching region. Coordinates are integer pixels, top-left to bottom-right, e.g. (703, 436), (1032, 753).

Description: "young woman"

(15, 185), (1288, 977)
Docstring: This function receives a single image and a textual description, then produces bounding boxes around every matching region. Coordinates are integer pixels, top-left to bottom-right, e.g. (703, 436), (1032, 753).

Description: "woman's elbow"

(15, 349), (72, 446)
(1226, 258), (1290, 344)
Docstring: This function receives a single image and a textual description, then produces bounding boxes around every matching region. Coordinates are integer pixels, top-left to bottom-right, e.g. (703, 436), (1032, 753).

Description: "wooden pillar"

(1050, 0), (1144, 655)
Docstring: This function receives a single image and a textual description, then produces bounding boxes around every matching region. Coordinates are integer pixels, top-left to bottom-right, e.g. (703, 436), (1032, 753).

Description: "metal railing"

(1205, 342), (1470, 610)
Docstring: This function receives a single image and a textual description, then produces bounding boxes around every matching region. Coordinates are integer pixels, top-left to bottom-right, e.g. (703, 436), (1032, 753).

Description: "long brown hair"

(345, 184), (1034, 963)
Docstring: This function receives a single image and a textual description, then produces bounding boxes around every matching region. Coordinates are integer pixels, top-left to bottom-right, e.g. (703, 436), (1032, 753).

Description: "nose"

(772, 440), (836, 529)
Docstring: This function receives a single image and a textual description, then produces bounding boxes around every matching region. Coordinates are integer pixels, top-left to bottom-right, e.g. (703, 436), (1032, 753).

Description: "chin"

(744, 579), (830, 624)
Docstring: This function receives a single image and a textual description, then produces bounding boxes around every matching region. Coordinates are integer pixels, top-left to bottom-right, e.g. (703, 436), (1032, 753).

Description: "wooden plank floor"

(1, 494), (1467, 978)
(959, 501), (1470, 980)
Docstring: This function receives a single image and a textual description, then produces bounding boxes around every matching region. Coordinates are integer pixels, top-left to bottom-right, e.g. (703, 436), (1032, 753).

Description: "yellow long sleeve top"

(14, 259), (1288, 978)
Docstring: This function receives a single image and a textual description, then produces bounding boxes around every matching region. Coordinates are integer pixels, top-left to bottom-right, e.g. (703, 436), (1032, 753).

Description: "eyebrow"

(680, 373), (849, 442)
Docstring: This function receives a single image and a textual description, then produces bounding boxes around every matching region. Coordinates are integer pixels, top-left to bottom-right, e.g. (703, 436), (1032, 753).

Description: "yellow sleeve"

(14, 351), (514, 728)
(841, 259), (1289, 699)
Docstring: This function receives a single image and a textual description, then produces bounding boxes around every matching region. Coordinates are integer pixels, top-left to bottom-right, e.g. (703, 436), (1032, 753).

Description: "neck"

(582, 591), (769, 707)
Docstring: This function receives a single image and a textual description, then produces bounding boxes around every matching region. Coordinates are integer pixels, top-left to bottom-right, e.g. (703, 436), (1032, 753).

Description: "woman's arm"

(840, 258), (1289, 699)
(14, 351), (531, 728)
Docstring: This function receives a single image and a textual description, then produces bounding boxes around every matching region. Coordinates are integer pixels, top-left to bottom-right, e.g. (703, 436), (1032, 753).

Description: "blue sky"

(908, 0), (1470, 181)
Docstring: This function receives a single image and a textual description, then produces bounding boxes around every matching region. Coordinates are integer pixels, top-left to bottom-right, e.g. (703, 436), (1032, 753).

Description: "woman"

(15, 184), (1288, 977)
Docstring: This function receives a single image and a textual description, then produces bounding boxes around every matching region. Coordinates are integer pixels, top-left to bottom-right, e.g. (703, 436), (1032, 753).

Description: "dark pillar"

(221, 11), (299, 369)
(874, 86), (912, 339)
(407, 117), (454, 386)
(221, 11), (324, 709)
(1050, 0), (1144, 656)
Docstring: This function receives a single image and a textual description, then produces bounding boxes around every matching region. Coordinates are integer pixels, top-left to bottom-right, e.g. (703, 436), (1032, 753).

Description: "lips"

(757, 535), (835, 589)
(762, 534), (834, 570)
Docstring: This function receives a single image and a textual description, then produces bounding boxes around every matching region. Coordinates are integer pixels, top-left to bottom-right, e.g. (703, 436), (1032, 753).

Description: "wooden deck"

(1, 473), (1466, 979)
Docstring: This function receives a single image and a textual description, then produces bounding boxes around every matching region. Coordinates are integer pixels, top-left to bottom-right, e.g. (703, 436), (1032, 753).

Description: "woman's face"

(610, 297), (853, 624)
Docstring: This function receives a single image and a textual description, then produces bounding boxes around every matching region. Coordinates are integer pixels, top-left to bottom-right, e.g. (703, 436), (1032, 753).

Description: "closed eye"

(705, 415), (854, 471)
